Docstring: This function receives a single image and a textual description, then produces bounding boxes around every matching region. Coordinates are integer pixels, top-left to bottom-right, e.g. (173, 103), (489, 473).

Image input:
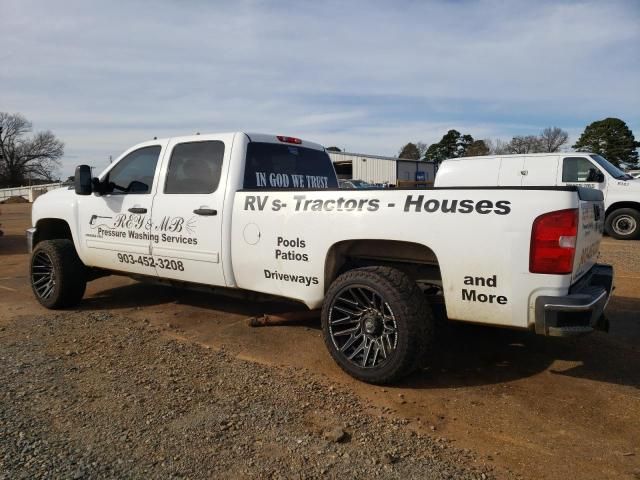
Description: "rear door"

(149, 134), (234, 286)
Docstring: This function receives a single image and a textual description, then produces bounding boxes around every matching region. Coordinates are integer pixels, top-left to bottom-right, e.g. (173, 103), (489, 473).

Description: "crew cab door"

(558, 156), (607, 196)
(149, 135), (232, 286)
(77, 141), (166, 275)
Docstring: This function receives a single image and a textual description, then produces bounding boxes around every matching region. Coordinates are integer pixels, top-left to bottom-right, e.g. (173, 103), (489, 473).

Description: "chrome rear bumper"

(534, 264), (614, 336)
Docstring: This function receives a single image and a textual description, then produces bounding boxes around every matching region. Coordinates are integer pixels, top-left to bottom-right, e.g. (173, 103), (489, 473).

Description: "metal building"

(328, 151), (436, 187)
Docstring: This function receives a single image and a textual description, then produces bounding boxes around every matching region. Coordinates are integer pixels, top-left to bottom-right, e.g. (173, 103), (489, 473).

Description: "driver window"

(105, 146), (161, 194)
(562, 157), (600, 183)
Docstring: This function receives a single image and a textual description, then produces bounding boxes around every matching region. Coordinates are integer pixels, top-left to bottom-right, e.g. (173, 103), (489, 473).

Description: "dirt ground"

(1, 202), (639, 479)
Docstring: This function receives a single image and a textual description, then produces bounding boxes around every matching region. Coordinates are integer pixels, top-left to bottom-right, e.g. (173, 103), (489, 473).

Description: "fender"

(31, 187), (84, 261)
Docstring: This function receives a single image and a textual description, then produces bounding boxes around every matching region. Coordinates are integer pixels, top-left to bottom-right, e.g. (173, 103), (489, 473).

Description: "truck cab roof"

(139, 132), (326, 152)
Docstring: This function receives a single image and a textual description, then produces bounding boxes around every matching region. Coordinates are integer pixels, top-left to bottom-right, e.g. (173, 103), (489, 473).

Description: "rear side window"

(562, 157), (599, 182)
(243, 142), (338, 189)
(164, 141), (225, 194)
(106, 145), (161, 194)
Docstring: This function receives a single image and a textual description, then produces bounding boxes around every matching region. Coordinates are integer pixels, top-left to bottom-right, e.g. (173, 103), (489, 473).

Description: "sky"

(2, 0), (639, 177)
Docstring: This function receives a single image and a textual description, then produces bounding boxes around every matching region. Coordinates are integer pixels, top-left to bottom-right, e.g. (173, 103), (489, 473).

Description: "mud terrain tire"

(30, 239), (86, 309)
(321, 266), (434, 384)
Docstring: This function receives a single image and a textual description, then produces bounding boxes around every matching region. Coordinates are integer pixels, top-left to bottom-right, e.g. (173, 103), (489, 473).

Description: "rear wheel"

(321, 266), (434, 384)
(605, 208), (640, 240)
(30, 239), (86, 309)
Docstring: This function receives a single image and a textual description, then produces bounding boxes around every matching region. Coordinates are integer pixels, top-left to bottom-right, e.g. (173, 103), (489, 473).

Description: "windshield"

(590, 154), (633, 180)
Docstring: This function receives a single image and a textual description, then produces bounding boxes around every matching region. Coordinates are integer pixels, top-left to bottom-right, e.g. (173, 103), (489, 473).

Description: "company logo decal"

(87, 213), (199, 245)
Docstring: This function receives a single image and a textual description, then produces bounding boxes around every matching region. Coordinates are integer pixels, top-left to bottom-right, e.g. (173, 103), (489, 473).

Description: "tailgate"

(572, 189), (606, 282)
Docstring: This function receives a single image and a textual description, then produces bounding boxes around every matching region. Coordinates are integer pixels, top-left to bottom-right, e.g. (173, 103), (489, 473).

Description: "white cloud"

(1, 0), (638, 175)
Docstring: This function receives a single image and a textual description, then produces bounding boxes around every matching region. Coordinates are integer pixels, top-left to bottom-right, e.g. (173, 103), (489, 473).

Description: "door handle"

(128, 207), (147, 214)
(193, 208), (217, 216)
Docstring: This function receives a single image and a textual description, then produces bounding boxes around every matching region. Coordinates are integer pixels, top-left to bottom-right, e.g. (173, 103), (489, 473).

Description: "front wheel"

(605, 208), (640, 240)
(321, 266), (434, 384)
(30, 239), (87, 309)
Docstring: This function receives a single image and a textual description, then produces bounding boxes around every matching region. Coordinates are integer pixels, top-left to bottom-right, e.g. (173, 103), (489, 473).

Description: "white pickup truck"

(436, 153), (640, 240)
(27, 133), (613, 383)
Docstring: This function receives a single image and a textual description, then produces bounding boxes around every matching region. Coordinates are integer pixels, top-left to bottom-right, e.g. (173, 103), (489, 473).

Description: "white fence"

(0, 183), (65, 202)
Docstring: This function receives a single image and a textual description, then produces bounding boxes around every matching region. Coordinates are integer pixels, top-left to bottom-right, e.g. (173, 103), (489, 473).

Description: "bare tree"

(540, 126), (569, 152)
(485, 138), (511, 155)
(415, 142), (429, 158)
(0, 112), (63, 187)
(485, 126), (569, 156)
(506, 135), (544, 154)
(463, 139), (490, 156)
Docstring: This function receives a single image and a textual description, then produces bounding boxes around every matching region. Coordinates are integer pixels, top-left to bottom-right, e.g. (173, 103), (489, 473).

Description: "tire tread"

(321, 266), (434, 384)
(30, 239), (86, 309)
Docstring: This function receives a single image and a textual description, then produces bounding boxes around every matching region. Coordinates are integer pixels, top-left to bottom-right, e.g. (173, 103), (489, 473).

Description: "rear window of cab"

(243, 142), (338, 189)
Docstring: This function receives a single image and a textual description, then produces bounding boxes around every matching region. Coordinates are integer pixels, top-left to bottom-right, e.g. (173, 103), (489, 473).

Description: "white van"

(435, 153), (640, 240)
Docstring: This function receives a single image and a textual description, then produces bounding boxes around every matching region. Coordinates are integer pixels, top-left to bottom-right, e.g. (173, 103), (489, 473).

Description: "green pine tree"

(398, 142), (421, 160)
(573, 118), (639, 166)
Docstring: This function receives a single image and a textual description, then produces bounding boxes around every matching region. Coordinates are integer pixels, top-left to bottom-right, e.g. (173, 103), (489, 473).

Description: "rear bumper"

(26, 227), (36, 253)
(534, 264), (614, 337)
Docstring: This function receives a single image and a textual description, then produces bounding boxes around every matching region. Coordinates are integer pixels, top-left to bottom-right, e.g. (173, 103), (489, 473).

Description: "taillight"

(277, 135), (302, 144)
(530, 208), (578, 274)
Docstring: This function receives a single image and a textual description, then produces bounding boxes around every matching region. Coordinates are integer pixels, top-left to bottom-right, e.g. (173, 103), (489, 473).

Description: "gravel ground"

(0, 311), (493, 479)
(600, 239), (640, 274)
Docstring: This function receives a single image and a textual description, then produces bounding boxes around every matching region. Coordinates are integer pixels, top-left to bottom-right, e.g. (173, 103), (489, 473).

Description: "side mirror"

(596, 171), (605, 183)
(92, 177), (106, 195)
(74, 165), (93, 195)
(128, 180), (149, 193)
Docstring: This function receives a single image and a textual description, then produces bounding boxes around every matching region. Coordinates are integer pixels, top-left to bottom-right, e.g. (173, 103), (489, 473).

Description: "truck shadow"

(404, 296), (640, 390)
(80, 281), (305, 317)
(80, 281), (639, 390)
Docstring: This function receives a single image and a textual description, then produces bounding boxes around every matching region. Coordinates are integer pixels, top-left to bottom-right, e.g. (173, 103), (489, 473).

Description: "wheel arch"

(324, 239), (442, 291)
(605, 201), (640, 217)
(34, 218), (74, 248)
